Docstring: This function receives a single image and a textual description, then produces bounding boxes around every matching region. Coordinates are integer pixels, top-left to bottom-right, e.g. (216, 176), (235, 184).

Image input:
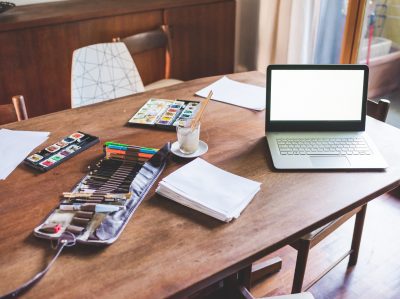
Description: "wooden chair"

(290, 98), (391, 293)
(113, 25), (183, 91)
(366, 98), (390, 122)
(0, 95), (28, 125)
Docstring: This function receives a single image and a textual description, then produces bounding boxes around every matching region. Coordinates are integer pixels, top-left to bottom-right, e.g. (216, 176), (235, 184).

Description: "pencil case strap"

(0, 232), (76, 299)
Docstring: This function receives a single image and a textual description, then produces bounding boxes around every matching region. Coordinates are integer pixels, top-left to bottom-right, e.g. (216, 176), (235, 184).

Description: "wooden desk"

(1, 71), (399, 298)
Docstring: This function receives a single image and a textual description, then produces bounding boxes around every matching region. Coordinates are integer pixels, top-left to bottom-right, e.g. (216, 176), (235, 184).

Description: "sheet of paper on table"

(0, 129), (49, 180)
(195, 76), (266, 111)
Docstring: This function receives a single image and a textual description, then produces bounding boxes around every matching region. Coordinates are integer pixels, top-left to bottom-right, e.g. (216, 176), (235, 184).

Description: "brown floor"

(250, 188), (400, 299)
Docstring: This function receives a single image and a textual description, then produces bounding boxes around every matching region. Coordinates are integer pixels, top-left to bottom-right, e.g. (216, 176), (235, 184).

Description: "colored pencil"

(106, 144), (157, 154)
(105, 142), (158, 151)
(105, 149), (153, 158)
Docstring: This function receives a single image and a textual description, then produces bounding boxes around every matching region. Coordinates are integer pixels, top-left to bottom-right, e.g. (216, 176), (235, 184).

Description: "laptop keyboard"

(277, 137), (372, 156)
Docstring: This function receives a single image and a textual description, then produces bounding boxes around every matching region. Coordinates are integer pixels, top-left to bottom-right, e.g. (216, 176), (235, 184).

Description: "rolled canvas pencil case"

(1, 142), (170, 298)
(33, 142), (170, 245)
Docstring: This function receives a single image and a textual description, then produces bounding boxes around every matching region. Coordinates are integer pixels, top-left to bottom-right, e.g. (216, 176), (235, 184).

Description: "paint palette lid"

(171, 140), (208, 158)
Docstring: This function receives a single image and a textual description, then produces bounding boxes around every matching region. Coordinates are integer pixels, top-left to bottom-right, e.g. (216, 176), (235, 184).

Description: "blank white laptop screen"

(270, 69), (365, 121)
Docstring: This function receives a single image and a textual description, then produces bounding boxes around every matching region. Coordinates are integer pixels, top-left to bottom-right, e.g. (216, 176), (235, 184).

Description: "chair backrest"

(366, 98), (390, 122)
(0, 95), (28, 125)
(114, 25), (172, 84)
(71, 42), (145, 108)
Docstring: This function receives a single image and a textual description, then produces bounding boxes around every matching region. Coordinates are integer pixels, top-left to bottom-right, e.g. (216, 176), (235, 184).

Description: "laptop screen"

(266, 65), (368, 132)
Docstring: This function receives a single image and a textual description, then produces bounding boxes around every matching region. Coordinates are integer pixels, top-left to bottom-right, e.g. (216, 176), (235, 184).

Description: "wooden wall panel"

(165, 1), (235, 80)
(0, 0), (235, 118)
(0, 11), (163, 117)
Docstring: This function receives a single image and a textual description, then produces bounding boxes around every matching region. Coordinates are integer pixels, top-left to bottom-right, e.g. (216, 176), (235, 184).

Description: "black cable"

(0, 232), (76, 299)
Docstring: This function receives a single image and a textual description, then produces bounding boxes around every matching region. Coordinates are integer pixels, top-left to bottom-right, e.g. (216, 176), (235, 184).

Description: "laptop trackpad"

(310, 156), (350, 168)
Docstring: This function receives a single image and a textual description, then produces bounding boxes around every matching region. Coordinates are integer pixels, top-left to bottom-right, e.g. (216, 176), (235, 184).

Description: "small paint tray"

(127, 98), (201, 130)
(24, 131), (99, 172)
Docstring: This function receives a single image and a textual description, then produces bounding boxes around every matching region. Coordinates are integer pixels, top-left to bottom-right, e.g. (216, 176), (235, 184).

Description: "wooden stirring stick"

(190, 90), (213, 131)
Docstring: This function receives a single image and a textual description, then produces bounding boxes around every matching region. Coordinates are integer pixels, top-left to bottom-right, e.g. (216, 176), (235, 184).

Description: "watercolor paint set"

(24, 131), (99, 172)
(33, 142), (170, 245)
(127, 98), (201, 130)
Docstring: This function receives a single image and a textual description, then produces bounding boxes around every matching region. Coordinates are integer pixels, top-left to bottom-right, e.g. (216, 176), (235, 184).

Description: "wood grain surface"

(0, 0), (231, 32)
(0, 72), (399, 299)
(0, 0), (235, 118)
(0, 10), (163, 116)
(165, 1), (235, 80)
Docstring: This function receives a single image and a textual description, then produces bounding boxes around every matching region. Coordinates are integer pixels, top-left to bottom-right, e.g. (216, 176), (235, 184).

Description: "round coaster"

(171, 141), (208, 158)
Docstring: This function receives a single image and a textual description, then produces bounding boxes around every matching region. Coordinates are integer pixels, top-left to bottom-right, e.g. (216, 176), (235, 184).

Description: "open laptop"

(266, 64), (387, 169)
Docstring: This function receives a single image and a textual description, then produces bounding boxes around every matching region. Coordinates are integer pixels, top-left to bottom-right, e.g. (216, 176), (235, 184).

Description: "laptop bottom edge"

(266, 132), (387, 170)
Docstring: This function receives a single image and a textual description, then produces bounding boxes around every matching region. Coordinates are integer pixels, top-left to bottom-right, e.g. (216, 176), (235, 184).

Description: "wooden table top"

(1, 71), (400, 299)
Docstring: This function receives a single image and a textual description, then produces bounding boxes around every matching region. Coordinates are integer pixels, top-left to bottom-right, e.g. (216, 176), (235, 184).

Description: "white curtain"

(236, 0), (322, 72)
(257, 0), (322, 69)
(287, 0), (321, 64)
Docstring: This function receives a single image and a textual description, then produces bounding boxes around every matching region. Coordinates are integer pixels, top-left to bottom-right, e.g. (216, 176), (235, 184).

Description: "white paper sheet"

(156, 158), (261, 222)
(0, 129), (49, 180)
(195, 76), (266, 111)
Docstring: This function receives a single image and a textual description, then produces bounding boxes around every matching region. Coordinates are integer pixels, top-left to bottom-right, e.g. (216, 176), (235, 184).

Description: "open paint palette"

(127, 98), (201, 130)
(24, 131), (99, 172)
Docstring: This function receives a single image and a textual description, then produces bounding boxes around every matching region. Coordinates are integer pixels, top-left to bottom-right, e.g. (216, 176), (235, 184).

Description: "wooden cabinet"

(165, 1), (235, 80)
(0, 0), (235, 117)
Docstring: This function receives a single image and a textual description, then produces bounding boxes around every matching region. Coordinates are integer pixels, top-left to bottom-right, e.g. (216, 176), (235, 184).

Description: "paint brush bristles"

(190, 90), (213, 131)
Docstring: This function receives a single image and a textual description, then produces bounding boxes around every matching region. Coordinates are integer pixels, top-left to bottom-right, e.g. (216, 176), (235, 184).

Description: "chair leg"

(223, 266), (252, 299)
(292, 240), (310, 294)
(223, 273), (241, 299)
(349, 204), (367, 266)
(239, 265), (253, 290)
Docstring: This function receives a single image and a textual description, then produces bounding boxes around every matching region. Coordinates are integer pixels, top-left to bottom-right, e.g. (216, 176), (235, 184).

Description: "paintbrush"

(190, 90), (213, 131)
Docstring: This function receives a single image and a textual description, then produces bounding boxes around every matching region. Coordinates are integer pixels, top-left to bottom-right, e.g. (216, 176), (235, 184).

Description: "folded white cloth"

(156, 158), (261, 222)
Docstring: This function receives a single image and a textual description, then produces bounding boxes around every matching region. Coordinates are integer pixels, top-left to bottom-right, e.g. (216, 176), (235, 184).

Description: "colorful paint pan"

(27, 154), (43, 163)
(40, 160), (54, 167)
(46, 144), (60, 153)
(56, 140), (69, 148)
(51, 154), (64, 161)
(70, 132), (85, 139)
(65, 144), (80, 153)
(59, 150), (70, 157)
(134, 113), (146, 119)
(63, 137), (75, 144)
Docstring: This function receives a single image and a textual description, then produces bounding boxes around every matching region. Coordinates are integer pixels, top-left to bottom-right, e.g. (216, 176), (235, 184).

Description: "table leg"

(349, 204), (367, 266)
(250, 257), (283, 286)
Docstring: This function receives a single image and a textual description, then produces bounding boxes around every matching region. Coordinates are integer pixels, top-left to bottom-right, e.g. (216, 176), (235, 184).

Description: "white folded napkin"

(156, 158), (261, 222)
